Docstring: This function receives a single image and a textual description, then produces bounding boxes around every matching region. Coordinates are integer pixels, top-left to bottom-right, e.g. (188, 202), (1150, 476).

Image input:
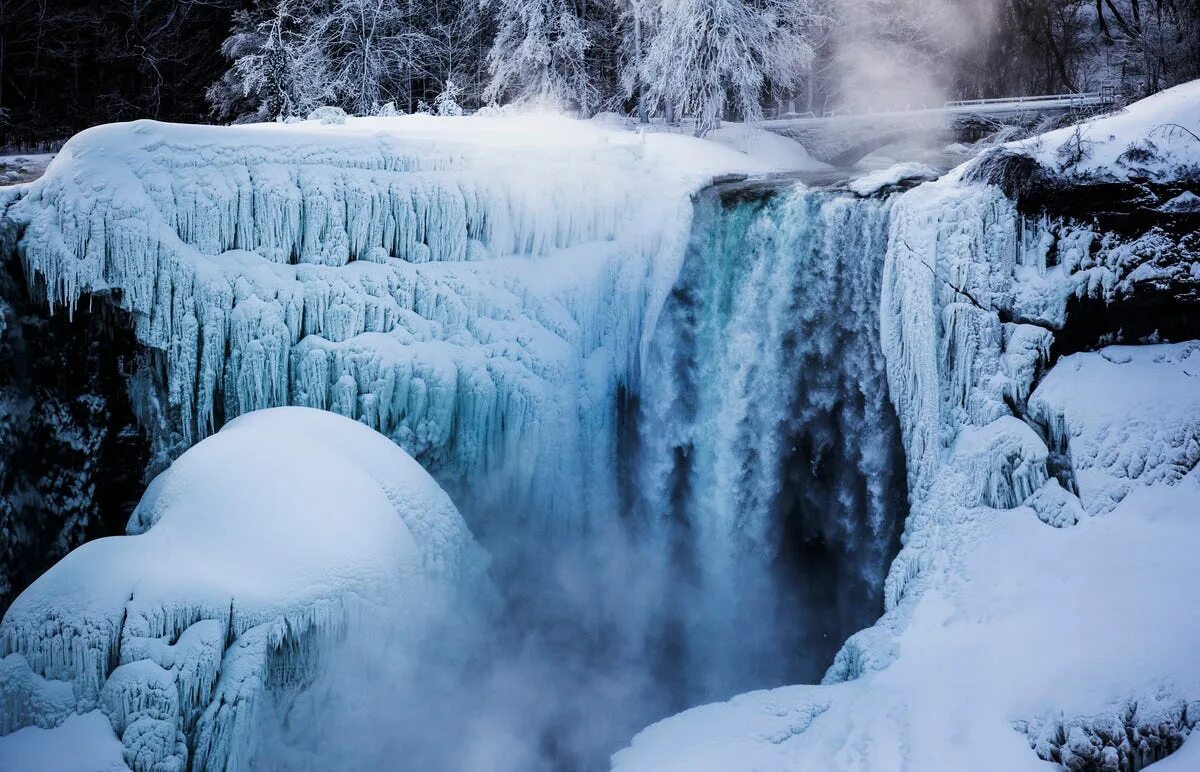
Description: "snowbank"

(0, 113), (770, 530)
(1015, 78), (1200, 181)
(0, 407), (485, 772)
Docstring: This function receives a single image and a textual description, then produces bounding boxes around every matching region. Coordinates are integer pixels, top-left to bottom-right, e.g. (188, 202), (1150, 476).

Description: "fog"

(830, 0), (1002, 111)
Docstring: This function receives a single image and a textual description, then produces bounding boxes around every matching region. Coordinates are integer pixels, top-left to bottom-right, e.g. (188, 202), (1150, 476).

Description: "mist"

(827, 0), (1002, 112)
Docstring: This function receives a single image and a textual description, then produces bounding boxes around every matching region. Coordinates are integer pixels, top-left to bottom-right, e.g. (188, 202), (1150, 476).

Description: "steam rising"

(829, 0), (1000, 111)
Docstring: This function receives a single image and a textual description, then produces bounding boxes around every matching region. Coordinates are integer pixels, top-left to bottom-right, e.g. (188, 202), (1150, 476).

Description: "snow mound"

(615, 344), (1200, 771)
(704, 124), (830, 172)
(0, 113), (767, 530)
(847, 161), (940, 196)
(1030, 342), (1200, 516)
(0, 406), (485, 772)
(1016, 78), (1200, 181)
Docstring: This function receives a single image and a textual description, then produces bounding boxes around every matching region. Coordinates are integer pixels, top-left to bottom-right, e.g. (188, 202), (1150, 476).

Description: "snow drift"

(0, 407), (485, 772)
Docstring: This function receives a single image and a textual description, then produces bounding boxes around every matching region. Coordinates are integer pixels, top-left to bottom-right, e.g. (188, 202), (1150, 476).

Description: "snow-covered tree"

(209, 1), (333, 121)
(316, 0), (431, 115)
(641, 0), (817, 134)
(483, 0), (599, 114)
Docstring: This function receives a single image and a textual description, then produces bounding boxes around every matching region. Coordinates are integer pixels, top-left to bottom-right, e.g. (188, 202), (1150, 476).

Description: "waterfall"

(635, 181), (908, 700)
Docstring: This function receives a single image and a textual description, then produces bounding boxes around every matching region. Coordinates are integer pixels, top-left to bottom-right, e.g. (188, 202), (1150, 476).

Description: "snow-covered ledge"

(615, 81), (1200, 771)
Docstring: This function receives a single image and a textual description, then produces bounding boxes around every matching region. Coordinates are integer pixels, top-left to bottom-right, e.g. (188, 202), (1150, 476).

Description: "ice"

(0, 407), (486, 771)
(847, 161), (940, 196)
(0, 113), (772, 531)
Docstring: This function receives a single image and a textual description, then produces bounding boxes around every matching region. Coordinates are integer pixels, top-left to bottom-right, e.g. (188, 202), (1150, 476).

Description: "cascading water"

(251, 180), (915, 770)
(634, 180), (909, 701)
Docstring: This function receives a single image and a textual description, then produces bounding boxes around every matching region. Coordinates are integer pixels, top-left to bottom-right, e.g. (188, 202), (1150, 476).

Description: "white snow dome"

(0, 406), (486, 772)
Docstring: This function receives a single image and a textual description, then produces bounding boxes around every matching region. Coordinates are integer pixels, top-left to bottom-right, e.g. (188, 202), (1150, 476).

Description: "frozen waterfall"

(1, 116), (921, 770)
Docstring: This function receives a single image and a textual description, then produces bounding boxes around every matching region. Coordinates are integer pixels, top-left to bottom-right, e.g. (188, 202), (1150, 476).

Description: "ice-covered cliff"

(616, 81), (1200, 770)
(0, 407), (486, 771)
(0, 114), (769, 535)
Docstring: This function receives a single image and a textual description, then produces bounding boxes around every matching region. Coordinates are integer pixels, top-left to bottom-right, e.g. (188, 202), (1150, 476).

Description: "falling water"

(635, 179), (909, 701)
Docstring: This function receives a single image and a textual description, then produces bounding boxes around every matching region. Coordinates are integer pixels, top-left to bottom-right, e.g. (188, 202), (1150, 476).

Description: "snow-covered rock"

(0, 406), (486, 771)
(1016, 79), (1200, 182)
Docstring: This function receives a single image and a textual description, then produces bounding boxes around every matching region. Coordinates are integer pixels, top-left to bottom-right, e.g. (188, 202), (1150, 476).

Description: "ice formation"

(615, 85), (1200, 770)
(0, 114), (767, 531)
(0, 407), (486, 771)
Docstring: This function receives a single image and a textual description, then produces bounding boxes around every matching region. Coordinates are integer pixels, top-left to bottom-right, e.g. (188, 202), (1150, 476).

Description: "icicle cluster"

(3, 119), (704, 530)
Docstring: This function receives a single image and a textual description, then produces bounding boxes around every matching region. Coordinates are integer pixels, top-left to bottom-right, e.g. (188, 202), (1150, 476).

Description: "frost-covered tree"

(616, 0), (660, 122)
(483, 0), (599, 114)
(316, 0), (431, 115)
(209, 2), (332, 122)
(211, 0), (434, 120)
(641, 0), (817, 134)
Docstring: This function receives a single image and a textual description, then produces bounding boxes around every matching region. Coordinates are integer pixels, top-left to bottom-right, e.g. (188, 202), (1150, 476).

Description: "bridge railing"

(943, 91), (1116, 108)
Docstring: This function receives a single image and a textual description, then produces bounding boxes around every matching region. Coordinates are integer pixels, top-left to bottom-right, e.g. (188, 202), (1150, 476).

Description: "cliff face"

(0, 256), (150, 611)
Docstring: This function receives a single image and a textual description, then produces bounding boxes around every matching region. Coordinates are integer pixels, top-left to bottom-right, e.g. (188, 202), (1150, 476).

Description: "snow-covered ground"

(1015, 79), (1200, 181)
(0, 407), (485, 771)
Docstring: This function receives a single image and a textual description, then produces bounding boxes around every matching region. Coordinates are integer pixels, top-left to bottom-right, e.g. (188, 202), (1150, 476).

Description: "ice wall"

(634, 182), (907, 698)
(0, 116), (753, 532)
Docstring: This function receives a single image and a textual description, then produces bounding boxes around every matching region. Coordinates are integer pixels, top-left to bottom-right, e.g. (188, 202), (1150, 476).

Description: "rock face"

(0, 407), (486, 772)
(0, 256), (150, 612)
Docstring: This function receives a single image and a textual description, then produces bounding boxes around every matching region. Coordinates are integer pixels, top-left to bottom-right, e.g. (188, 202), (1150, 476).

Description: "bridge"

(762, 90), (1121, 166)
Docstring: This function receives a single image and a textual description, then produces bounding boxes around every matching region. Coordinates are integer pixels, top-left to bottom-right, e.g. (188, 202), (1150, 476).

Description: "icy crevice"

(1017, 692), (1199, 772)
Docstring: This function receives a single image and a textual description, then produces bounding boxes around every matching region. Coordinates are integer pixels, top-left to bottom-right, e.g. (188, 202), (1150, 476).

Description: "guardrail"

(943, 91), (1117, 108)
(762, 90), (1121, 125)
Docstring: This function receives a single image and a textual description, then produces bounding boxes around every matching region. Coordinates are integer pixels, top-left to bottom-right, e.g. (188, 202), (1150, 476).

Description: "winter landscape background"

(0, 1), (1199, 771)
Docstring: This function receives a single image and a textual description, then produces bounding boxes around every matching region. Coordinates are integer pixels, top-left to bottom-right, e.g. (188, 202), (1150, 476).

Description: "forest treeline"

(1, 0), (1198, 145)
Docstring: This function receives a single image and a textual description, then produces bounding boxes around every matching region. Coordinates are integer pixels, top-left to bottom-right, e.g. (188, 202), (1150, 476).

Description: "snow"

(1029, 343), (1200, 516)
(0, 112), (773, 531)
(616, 344), (1200, 771)
(0, 406), (485, 771)
(0, 711), (129, 772)
(1015, 78), (1200, 181)
(847, 161), (940, 196)
(704, 125), (829, 172)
